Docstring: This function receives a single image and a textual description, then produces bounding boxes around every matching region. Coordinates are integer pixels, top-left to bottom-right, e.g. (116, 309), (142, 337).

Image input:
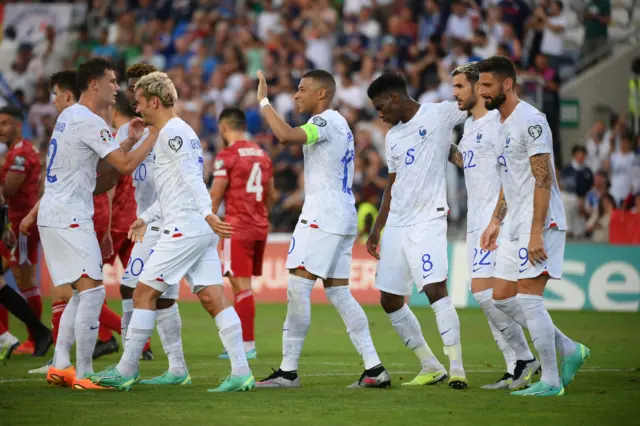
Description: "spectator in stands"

(586, 193), (617, 243)
(562, 145), (594, 201)
(585, 119), (610, 172)
(445, 0), (475, 42)
(418, 0), (442, 45)
(472, 29), (498, 59)
(605, 131), (637, 206)
(581, 0), (612, 64)
(605, 113), (627, 153)
(585, 171), (611, 216)
(538, 1), (567, 70)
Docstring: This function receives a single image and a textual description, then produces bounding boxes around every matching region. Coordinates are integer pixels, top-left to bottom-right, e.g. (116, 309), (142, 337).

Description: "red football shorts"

(222, 239), (266, 278)
(0, 222), (39, 266)
(103, 231), (135, 267)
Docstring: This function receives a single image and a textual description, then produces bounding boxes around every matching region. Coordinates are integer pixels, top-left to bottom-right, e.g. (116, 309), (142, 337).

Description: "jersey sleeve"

(440, 101), (468, 127)
(385, 132), (399, 174)
(524, 114), (553, 157)
(7, 151), (27, 174)
(299, 115), (330, 146)
(212, 149), (236, 179)
(160, 130), (213, 219)
(82, 118), (121, 159)
(114, 123), (129, 145)
(139, 199), (161, 224)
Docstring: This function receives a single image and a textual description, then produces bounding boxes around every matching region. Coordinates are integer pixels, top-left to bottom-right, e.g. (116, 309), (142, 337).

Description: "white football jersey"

(115, 122), (161, 224)
(498, 101), (567, 239)
(38, 103), (120, 229)
(300, 109), (357, 235)
(147, 117), (212, 237)
(386, 101), (467, 227)
(459, 110), (505, 233)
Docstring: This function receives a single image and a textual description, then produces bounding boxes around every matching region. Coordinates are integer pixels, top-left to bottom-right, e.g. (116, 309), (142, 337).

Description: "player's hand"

(2, 228), (16, 250)
(480, 222), (500, 251)
(256, 70), (268, 102)
(128, 218), (147, 243)
(19, 214), (35, 236)
(366, 229), (381, 260)
(205, 214), (233, 238)
(100, 231), (114, 259)
(527, 231), (547, 265)
(128, 117), (145, 141)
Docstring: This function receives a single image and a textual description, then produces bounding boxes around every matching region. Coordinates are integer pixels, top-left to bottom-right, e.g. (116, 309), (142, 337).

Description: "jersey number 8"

(246, 162), (263, 202)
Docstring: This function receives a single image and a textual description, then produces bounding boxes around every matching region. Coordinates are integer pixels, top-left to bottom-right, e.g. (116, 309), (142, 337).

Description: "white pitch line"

(1, 368), (637, 384)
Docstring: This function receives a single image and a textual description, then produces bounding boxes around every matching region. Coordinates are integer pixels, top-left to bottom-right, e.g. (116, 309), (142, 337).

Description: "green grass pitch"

(1, 302), (639, 425)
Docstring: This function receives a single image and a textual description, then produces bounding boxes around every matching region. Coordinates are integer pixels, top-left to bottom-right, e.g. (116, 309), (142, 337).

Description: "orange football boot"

(72, 378), (114, 390)
(14, 341), (35, 355)
(47, 365), (76, 387)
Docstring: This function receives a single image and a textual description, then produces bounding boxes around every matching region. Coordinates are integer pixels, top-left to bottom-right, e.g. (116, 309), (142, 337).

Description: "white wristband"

(259, 98), (270, 108)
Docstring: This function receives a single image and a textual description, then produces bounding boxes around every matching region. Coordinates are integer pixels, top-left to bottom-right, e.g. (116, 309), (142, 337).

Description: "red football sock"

(98, 303), (121, 342)
(143, 339), (151, 352)
(21, 287), (42, 343)
(235, 290), (255, 342)
(51, 301), (67, 344)
(0, 304), (8, 335)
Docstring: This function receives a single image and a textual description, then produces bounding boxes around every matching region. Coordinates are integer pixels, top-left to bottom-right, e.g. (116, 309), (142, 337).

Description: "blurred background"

(0, 0), (639, 246)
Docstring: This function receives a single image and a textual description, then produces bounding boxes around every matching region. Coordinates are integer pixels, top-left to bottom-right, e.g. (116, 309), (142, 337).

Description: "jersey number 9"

(246, 162), (264, 202)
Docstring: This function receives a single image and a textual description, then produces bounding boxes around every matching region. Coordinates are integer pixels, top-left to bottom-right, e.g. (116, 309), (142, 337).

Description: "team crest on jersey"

(312, 116), (327, 127)
(168, 136), (183, 151)
(528, 125), (542, 140)
(505, 136), (511, 146)
(214, 159), (224, 170)
(100, 129), (113, 143)
(476, 132), (482, 142)
(418, 126), (427, 138)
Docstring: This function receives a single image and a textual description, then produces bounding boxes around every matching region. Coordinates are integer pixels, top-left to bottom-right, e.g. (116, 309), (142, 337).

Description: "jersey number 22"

(246, 162), (263, 202)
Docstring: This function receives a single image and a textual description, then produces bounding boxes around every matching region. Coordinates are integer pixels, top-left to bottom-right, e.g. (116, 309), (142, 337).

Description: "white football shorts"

(466, 228), (497, 279)
(375, 217), (448, 297)
(39, 225), (103, 287)
(494, 227), (565, 281)
(121, 227), (179, 299)
(139, 231), (222, 295)
(285, 222), (355, 280)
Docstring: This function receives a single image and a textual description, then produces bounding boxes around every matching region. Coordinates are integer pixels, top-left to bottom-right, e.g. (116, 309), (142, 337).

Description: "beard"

(458, 97), (476, 111)
(484, 91), (506, 110)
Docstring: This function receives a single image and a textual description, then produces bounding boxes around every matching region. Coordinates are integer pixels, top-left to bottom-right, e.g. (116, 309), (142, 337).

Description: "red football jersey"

(214, 140), (273, 240)
(93, 193), (109, 233)
(0, 140), (41, 223)
(111, 174), (137, 233)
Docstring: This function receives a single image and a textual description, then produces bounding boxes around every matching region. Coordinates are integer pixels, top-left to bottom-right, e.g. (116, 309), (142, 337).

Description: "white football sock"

(74, 286), (105, 379)
(516, 294), (561, 388)
(473, 289), (516, 374)
(494, 296), (574, 358)
(121, 299), (133, 349)
(280, 275), (315, 372)
(157, 304), (187, 377)
(216, 307), (250, 377)
(52, 291), (79, 370)
(117, 308), (156, 377)
(431, 296), (465, 377)
(387, 304), (444, 373)
(325, 286), (381, 370)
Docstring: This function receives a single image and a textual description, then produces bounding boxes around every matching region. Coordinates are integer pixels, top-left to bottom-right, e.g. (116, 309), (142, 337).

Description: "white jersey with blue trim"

(299, 109), (357, 235)
(385, 101), (467, 227)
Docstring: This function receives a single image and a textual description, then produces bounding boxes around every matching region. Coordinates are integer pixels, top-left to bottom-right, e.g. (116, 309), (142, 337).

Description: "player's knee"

(52, 285), (73, 303)
(493, 279), (517, 300)
(132, 284), (159, 308)
(119, 285), (135, 300)
(197, 286), (230, 316)
(379, 292), (403, 313)
(156, 298), (175, 310)
(423, 281), (448, 304)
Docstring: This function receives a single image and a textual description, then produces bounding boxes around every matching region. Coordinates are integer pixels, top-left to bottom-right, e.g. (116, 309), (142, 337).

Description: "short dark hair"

(367, 72), (408, 100)
(218, 107), (247, 131)
(302, 69), (336, 93)
(77, 57), (115, 92)
(0, 105), (23, 121)
(571, 145), (586, 155)
(50, 69), (81, 100)
(125, 63), (158, 80)
(451, 62), (479, 84)
(554, 0), (564, 11)
(476, 55), (517, 82)
(114, 90), (136, 118)
(621, 130), (634, 142)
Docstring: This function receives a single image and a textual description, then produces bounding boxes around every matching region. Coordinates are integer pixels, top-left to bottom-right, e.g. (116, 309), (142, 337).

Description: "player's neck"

(226, 132), (246, 146)
(498, 93), (520, 122)
(153, 109), (178, 129)
(78, 93), (102, 115)
(470, 102), (488, 121)
(311, 101), (331, 116)
(401, 100), (421, 123)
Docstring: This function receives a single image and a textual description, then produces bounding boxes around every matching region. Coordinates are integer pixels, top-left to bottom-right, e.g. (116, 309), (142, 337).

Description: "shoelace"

(262, 368), (281, 381)
(513, 359), (535, 379)
(497, 372), (513, 382)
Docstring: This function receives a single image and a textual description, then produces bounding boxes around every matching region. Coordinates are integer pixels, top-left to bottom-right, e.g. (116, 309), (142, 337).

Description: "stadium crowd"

(0, 0), (637, 242)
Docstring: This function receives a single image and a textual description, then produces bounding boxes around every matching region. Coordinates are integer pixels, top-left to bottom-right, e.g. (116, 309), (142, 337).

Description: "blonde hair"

(134, 71), (178, 107)
(451, 62), (479, 83)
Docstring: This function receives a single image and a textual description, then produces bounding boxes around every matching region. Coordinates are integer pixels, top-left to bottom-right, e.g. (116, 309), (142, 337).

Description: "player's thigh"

(139, 234), (213, 294)
(467, 229), (496, 281)
(115, 232), (135, 267)
(517, 228), (566, 281)
(285, 224), (343, 279)
(224, 238), (254, 278)
(185, 236), (224, 294)
(252, 240), (267, 276)
(374, 226), (413, 297)
(38, 226), (103, 287)
(407, 219), (448, 292)
(325, 234), (355, 280)
(493, 235), (519, 284)
(121, 234), (158, 289)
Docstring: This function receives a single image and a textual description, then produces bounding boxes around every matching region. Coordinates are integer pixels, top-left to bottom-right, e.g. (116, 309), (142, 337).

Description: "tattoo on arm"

(530, 153), (552, 190)
(493, 188), (507, 222)
(448, 144), (463, 169)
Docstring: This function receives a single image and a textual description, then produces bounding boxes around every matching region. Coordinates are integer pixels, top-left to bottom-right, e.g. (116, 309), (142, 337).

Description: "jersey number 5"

(246, 162), (264, 202)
